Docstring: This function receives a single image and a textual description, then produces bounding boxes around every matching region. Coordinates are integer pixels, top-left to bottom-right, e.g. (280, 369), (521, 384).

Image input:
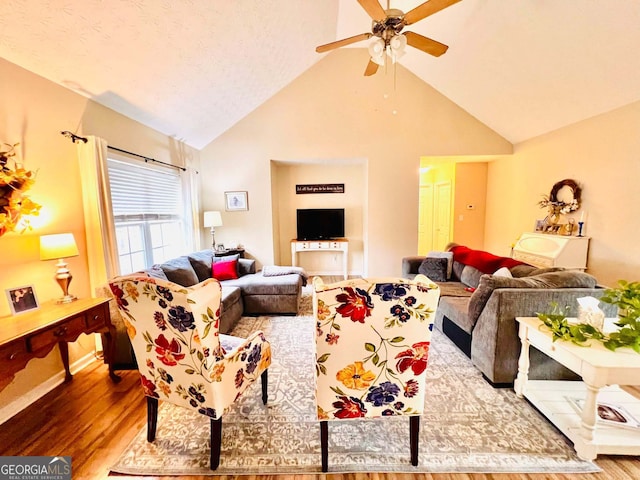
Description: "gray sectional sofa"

(402, 247), (616, 385)
(105, 249), (306, 367)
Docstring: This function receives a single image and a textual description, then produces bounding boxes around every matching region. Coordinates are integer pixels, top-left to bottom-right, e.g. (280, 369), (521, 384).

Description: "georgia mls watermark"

(0, 457), (71, 480)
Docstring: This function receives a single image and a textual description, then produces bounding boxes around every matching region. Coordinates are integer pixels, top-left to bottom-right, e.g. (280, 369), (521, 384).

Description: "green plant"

(537, 302), (606, 347)
(600, 280), (640, 352)
(537, 288), (640, 353)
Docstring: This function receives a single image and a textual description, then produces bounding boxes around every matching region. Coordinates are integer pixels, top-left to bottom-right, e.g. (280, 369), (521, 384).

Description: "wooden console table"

(514, 316), (640, 460)
(0, 297), (121, 392)
(291, 239), (348, 280)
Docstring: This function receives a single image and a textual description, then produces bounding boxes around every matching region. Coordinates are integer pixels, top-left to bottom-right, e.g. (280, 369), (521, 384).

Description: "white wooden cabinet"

(512, 232), (590, 270)
(291, 239), (348, 280)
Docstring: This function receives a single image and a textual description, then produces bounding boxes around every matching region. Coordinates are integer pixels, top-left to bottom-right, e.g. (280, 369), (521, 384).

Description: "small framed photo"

(225, 191), (248, 211)
(217, 244), (226, 252)
(6, 285), (39, 315)
(534, 219), (545, 232)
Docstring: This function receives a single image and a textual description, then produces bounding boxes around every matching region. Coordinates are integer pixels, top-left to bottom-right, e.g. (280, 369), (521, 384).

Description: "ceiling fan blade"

(316, 33), (372, 53)
(364, 59), (379, 76)
(357, 0), (387, 22)
(404, 31), (449, 57)
(403, 0), (462, 26)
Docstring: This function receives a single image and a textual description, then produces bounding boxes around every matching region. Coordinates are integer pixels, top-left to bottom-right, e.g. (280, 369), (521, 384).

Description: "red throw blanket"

(450, 246), (525, 274)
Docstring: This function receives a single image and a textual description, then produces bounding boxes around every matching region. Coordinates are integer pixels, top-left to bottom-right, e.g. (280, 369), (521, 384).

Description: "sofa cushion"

(214, 253), (240, 264)
(223, 272), (302, 295)
(418, 257), (448, 282)
(435, 281), (474, 298)
(160, 256), (199, 286)
(213, 253), (240, 276)
(145, 264), (169, 280)
(510, 264), (565, 278)
(452, 261), (465, 282)
(427, 251), (454, 279)
(221, 285), (242, 310)
(468, 270), (598, 326)
(188, 249), (215, 282)
(239, 258), (256, 275)
(492, 267), (512, 278)
(439, 296), (475, 334)
(212, 259), (239, 281)
(460, 265), (484, 289)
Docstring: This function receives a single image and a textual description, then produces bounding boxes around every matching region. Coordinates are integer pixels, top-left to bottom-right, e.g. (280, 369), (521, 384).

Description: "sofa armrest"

(402, 256), (425, 278)
(470, 287), (615, 384)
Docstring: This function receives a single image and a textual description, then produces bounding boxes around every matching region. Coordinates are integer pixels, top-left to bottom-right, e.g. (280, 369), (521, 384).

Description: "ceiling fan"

(316, 0), (461, 76)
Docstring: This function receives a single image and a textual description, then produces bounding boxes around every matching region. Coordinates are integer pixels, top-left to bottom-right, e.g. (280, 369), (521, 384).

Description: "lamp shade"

(203, 211), (223, 228)
(40, 233), (79, 260)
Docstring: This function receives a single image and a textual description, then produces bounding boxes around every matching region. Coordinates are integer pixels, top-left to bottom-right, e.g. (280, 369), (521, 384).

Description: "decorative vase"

(545, 211), (561, 226)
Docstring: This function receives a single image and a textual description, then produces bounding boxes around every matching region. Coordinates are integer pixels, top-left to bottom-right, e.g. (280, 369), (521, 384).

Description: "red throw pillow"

(212, 259), (238, 281)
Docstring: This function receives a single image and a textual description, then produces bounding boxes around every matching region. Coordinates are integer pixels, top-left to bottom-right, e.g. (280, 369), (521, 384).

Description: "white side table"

(291, 239), (348, 280)
(514, 316), (640, 460)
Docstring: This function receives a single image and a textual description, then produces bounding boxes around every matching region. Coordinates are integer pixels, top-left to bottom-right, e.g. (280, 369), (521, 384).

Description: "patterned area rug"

(111, 291), (599, 475)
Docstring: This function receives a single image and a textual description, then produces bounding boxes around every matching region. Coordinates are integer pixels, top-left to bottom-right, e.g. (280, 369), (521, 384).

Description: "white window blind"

(108, 159), (182, 218)
(107, 158), (187, 273)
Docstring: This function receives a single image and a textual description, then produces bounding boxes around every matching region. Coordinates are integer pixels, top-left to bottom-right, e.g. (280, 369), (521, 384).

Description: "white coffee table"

(514, 316), (640, 460)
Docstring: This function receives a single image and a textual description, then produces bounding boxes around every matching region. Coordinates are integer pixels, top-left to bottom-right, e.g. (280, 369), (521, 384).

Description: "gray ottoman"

(223, 272), (303, 315)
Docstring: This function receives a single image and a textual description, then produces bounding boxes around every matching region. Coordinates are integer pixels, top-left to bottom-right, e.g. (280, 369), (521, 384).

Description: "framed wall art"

(5, 284), (39, 315)
(225, 191), (248, 211)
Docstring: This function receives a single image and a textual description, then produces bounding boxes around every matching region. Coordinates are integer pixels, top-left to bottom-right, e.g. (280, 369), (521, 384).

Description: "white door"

(418, 184), (434, 255)
(433, 181), (452, 251)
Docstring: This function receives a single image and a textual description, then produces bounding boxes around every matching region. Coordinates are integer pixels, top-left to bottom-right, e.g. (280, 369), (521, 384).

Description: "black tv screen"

(296, 208), (345, 240)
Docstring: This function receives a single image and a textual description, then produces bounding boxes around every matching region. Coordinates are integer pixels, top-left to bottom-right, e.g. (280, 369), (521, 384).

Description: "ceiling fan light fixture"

(316, 0), (456, 77)
(368, 37), (386, 66)
(387, 33), (406, 63)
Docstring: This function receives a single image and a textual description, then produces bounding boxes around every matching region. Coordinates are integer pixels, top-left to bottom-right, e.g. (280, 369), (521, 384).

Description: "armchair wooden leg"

(210, 417), (222, 470)
(320, 420), (328, 472)
(410, 415), (420, 466)
(147, 397), (158, 442)
(261, 369), (268, 404)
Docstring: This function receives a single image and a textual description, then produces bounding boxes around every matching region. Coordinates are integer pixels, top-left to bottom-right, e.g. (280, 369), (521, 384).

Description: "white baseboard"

(307, 270), (362, 277)
(0, 352), (98, 425)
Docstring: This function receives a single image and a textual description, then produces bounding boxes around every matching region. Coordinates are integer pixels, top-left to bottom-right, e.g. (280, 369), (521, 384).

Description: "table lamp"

(40, 232), (80, 304)
(203, 211), (223, 250)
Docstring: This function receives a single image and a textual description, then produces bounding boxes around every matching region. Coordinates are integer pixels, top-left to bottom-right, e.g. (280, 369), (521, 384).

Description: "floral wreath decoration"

(538, 179), (582, 216)
(0, 142), (41, 236)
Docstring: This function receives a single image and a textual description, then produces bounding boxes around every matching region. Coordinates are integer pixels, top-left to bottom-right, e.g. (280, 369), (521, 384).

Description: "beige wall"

(200, 49), (512, 276)
(272, 161), (366, 275)
(485, 101), (640, 286)
(0, 58), (199, 410)
(453, 162), (488, 249)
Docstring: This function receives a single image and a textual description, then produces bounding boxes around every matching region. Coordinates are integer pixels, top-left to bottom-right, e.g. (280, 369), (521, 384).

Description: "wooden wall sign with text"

(296, 184), (345, 194)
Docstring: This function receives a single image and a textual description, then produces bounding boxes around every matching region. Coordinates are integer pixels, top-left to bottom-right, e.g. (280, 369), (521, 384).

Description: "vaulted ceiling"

(2, 1), (639, 149)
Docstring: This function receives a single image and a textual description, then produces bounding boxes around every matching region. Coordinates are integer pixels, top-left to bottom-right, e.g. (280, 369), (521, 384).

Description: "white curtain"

(77, 136), (120, 292)
(169, 137), (201, 252)
(185, 157), (201, 252)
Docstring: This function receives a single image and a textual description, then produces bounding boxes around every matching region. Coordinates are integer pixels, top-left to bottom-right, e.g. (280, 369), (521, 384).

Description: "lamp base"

(56, 294), (78, 304)
(54, 259), (77, 304)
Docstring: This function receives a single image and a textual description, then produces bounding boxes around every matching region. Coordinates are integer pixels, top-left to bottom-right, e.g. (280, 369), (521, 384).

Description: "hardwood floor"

(1, 358), (639, 480)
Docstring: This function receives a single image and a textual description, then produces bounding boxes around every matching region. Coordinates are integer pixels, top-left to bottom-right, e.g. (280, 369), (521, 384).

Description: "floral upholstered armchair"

(313, 274), (440, 472)
(108, 275), (271, 470)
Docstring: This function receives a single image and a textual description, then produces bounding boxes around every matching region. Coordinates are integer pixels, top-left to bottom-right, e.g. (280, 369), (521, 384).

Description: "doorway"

(417, 162), (454, 255)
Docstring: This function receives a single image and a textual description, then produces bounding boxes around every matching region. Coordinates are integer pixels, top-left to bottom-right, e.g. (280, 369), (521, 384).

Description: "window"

(108, 158), (188, 274)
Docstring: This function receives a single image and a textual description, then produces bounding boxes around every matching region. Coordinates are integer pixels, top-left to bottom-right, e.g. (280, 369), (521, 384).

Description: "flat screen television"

(296, 208), (345, 240)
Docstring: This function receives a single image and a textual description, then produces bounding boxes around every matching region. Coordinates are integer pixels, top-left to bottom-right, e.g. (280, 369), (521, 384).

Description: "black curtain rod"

(60, 131), (186, 172)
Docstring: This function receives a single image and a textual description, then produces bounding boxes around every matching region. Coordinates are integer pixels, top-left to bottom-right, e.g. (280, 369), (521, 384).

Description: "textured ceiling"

(2, 1), (640, 148)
